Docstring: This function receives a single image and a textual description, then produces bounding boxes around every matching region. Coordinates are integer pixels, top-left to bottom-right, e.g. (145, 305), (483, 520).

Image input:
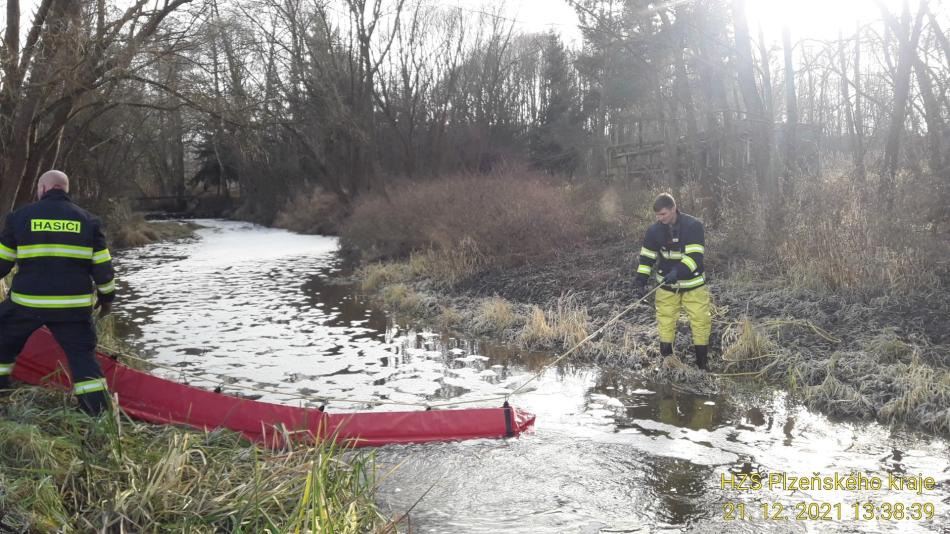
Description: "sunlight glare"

(745, 0), (912, 40)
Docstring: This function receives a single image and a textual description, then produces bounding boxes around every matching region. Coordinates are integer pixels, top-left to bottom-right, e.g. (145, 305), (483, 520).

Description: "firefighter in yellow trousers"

(633, 193), (712, 370)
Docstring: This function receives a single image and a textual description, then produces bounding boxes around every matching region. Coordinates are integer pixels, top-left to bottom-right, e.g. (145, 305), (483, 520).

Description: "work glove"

(95, 300), (112, 317)
(662, 270), (679, 285)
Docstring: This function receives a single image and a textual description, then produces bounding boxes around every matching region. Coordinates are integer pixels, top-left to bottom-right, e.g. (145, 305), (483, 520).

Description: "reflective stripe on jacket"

(635, 211), (706, 291)
(0, 189), (116, 320)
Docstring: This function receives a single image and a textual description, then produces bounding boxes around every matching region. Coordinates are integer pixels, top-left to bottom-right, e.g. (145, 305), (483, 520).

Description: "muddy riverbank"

(355, 237), (950, 436)
(110, 220), (949, 532)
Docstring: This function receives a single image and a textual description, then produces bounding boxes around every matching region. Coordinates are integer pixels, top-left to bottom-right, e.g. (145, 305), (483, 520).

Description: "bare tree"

(0, 0), (194, 210)
(782, 25), (798, 185)
(838, 27), (867, 183)
(731, 0), (773, 199)
(877, 0), (926, 206)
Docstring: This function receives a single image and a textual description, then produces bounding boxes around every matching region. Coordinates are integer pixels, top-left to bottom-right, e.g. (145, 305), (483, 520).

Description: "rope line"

(506, 283), (662, 398)
(98, 283), (661, 410)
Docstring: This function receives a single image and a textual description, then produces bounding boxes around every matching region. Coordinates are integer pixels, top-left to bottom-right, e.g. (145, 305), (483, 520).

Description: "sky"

(433, 0), (583, 44)
(4, 0), (942, 48)
(745, 0), (932, 43)
(426, 0), (931, 48)
(3, 0), (582, 44)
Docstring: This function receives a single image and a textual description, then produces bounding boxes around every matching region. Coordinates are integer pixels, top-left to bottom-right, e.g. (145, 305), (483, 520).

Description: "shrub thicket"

(340, 170), (585, 263)
(273, 186), (347, 235)
(775, 172), (944, 295)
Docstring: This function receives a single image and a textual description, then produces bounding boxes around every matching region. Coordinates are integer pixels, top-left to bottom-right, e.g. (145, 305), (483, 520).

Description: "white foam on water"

(114, 220), (950, 534)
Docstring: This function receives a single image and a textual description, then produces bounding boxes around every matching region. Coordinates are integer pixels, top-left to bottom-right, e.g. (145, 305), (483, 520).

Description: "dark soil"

(436, 239), (950, 435)
(455, 239), (949, 351)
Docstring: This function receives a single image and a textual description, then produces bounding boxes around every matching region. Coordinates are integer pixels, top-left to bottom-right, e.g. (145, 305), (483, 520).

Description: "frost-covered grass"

(360, 261), (413, 292)
(347, 168), (950, 435)
(517, 296), (589, 349)
(380, 283), (425, 314)
(518, 306), (556, 348)
(474, 296), (520, 334)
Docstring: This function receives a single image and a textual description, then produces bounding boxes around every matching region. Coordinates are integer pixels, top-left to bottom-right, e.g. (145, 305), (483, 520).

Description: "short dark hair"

(653, 193), (676, 212)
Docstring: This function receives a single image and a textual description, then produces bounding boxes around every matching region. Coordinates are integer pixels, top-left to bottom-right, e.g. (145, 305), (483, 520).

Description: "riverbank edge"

(0, 387), (391, 531)
(346, 246), (950, 437)
(111, 218), (202, 249)
(0, 221), (394, 531)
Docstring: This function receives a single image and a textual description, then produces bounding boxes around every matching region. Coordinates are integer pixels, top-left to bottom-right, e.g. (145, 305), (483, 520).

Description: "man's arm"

(90, 218), (116, 309)
(636, 227), (659, 284)
(0, 214), (17, 280)
(676, 220), (705, 280)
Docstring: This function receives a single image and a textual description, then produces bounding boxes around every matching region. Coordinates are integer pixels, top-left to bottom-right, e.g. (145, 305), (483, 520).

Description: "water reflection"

(646, 458), (713, 525)
(745, 407), (766, 427)
(301, 274), (387, 337)
(112, 220), (949, 533)
(593, 370), (733, 433)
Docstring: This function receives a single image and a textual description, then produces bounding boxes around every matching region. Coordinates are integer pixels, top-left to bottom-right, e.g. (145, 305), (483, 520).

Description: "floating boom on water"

(13, 329), (535, 447)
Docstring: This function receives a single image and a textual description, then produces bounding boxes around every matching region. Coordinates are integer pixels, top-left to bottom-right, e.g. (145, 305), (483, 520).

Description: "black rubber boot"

(694, 345), (709, 371)
(659, 342), (673, 357)
(77, 391), (111, 416)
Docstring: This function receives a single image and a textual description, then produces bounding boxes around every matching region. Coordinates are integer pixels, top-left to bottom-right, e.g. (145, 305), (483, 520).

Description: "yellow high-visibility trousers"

(655, 285), (711, 345)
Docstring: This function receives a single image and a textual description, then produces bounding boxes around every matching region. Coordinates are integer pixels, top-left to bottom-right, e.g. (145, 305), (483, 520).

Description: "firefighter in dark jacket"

(0, 170), (116, 414)
(633, 193), (712, 370)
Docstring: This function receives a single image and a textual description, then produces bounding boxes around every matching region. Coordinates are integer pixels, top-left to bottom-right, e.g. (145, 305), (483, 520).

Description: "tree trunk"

(782, 25), (798, 189)
(757, 27), (773, 122)
(914, 58), (944, 175)
(880, 0), (926, 208)
(661, 8), (702, 191)
(0, 0), (80, 211)
(852, 24), (864, 179)
(731, 0), (772, 199)
(838, 31), (864, 184)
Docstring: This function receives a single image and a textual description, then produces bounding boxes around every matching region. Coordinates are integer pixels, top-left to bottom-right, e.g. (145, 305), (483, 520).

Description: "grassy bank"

(80, 197), (200, 249)
(111, 217), (200, 249)
(342, 169), (950, 436)
(0, 386), (390, 532)
(0, 320), (394, 532)
(0, 203), (392, 531)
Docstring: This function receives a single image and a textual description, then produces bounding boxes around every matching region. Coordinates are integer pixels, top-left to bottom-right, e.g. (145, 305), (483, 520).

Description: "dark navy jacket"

(635, 211), (706, 291)
(0, 189), (116, 320)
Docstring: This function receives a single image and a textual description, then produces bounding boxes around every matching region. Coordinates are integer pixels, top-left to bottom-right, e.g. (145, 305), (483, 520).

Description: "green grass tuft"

(0, 386), (392, 532)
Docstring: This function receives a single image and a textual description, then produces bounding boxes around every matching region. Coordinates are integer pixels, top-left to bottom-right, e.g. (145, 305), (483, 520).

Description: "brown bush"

(567, 181), (655, 243)
(775, 172), (943, 295)
(340, 170), (585, 264)
(273, 186), (346, 235)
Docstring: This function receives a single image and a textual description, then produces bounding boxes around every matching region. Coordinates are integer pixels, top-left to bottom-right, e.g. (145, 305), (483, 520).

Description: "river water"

(113, 220), (949, 533)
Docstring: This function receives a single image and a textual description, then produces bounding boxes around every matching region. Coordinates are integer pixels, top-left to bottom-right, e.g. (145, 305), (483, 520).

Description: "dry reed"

(0, 387), (392, 532)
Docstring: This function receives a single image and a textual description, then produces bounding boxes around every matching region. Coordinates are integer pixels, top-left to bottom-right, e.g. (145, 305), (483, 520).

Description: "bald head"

(37, 170), (69, 199)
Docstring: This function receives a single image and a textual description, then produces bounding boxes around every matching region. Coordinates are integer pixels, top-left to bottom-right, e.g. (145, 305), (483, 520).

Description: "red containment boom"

(12, 328), (535, 448)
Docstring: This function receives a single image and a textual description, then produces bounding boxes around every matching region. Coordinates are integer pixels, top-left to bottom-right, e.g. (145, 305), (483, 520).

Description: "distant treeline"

(1, 0), (948, 230)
